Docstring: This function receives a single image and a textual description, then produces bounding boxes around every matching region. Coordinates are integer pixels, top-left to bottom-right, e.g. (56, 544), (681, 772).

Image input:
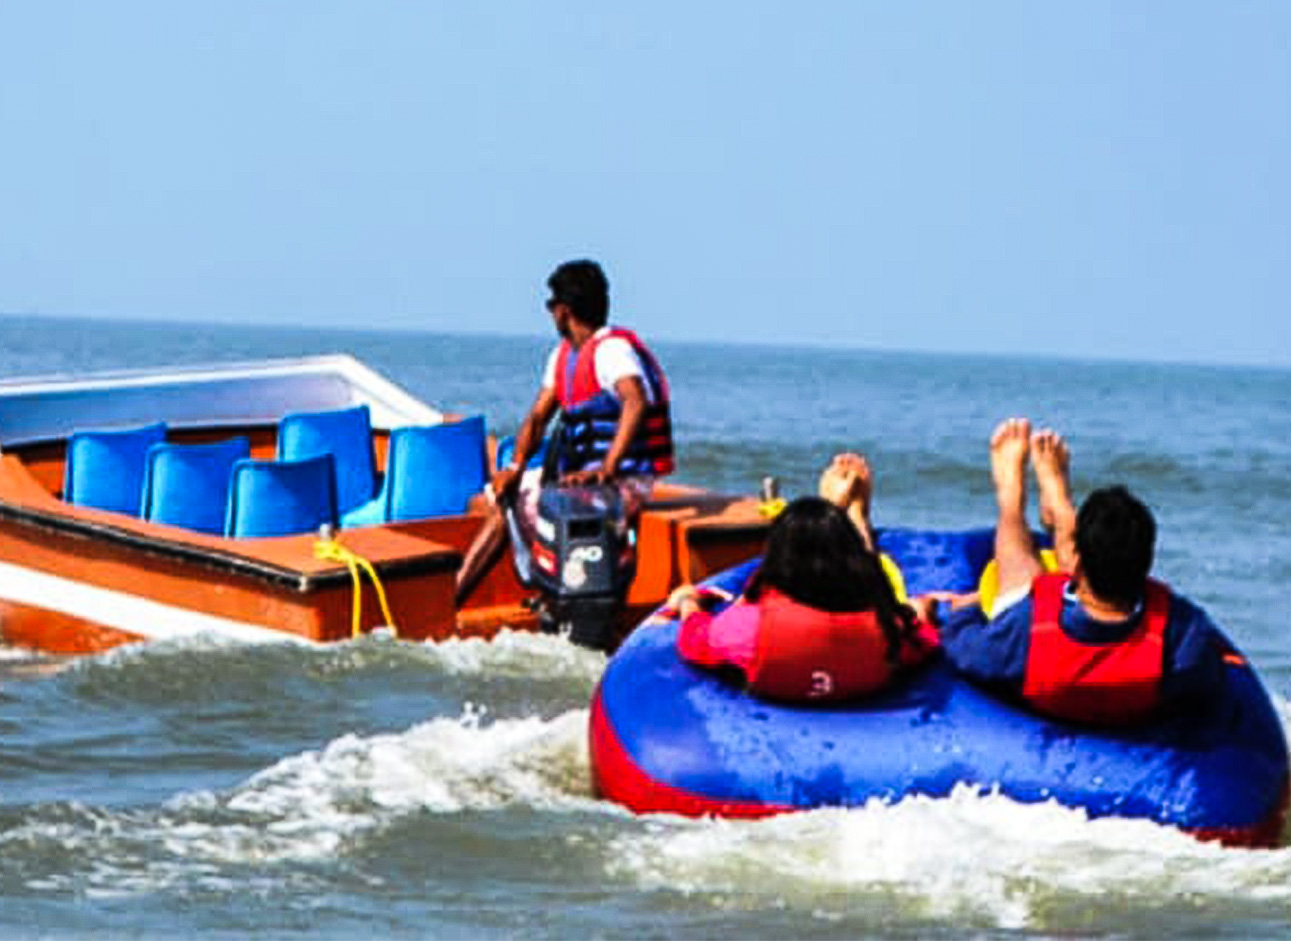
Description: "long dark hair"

(745, 496), (917, 664)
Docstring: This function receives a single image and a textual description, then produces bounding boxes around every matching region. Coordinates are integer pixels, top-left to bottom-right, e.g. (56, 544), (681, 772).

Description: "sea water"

(1, 315), (1290, 938)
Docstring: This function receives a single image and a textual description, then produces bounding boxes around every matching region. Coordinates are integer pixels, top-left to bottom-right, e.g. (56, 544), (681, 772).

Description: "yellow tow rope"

(314, 534), (399, 639)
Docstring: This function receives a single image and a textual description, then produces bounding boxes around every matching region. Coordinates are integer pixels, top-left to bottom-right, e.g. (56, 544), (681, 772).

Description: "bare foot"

(819, 452), (872, 513)
(818, 453), (858, 509)
(1031, 428), (1076, 572)
(1031, 429), (1074, 530)
(990, 418), (1031, 515)
(989, 418), (1044, 599)
(818, 452), (876, 551)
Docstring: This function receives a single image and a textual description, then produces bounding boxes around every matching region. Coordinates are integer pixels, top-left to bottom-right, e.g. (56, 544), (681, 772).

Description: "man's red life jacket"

(745, 590), (895, 703)
(553, 327), (674, 476)
(1021, 573), (1170, 725)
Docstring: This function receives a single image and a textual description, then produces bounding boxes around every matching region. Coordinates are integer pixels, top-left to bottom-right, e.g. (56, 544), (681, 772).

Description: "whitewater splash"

(607, 787), (1291, 930)
(2, 707), (597, 897)
(0, 643), (43, 664)
(5, 699), (1291, 924)
(63, 627), (606, 682)
(5, 629), (1291, 929)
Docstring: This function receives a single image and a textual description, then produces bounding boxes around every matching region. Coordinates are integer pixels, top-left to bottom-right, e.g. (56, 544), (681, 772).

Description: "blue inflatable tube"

(590, 529), (1290, 846)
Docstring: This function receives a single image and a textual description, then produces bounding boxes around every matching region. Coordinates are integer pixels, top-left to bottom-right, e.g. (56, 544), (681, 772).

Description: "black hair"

(745, 496), (918, 665)
(1075, 485), (1156, 608)
(547, 259), (609, 329)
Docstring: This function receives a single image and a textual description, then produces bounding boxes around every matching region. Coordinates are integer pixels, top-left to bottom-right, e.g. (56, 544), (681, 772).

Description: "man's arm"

(938, 601), (1032, 691)
(563, 375), (647, 484)
(493, 385), (559, 500)
(1160, 599), (1228, 710)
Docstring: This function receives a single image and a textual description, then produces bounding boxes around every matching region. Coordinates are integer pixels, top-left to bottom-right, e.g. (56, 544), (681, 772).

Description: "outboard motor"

(523, 484), (635, 650)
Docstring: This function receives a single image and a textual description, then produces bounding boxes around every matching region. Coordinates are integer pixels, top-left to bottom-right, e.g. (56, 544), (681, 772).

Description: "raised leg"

(454, 504), (511, 608)
(1031, 427), (1077, 574)
(991, 418), (1045, 602)
(818, 451), (877, 552)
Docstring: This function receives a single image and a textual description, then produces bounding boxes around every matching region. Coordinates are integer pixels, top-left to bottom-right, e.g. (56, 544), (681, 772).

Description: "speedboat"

(0, 355), (768, 653)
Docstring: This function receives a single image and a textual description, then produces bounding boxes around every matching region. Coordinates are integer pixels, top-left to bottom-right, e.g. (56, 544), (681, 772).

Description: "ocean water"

(2, 314), (1290, 939)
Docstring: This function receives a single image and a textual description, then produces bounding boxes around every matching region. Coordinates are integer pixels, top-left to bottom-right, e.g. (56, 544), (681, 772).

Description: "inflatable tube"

(590, 528), (1290, 847)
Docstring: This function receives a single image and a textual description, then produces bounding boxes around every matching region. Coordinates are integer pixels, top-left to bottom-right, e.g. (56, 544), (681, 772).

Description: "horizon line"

(1, 308), (1287, 375)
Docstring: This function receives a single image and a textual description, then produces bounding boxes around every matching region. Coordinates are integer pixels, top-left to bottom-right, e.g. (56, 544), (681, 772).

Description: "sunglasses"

(545, 297), (562, 312)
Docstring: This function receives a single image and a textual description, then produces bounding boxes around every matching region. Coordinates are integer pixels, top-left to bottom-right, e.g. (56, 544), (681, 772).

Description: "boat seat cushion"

(277, 405), (378, 515)
(141, 437), (251, 535)
(226, 454), (339, 538)
(339, 493), (386, 529)
(63, 422), (168, 516)
(381, 416), (488, 522)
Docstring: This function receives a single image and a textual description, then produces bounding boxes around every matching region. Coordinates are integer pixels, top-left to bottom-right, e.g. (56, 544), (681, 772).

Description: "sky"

(1, 2), (1288, 366)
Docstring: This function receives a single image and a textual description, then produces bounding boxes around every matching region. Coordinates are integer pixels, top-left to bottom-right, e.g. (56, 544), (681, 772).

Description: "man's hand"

(908, 590), (980, 625)
(491, 466), (523, 503)
(908, 595), (940, 625)
(561, 466), (611, 487)
(666, 584), (701, 620)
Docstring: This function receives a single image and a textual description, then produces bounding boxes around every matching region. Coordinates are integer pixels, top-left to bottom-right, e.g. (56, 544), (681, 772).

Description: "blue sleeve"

(938, 599), (1032, 692)
(1160, 596), (1228, 708)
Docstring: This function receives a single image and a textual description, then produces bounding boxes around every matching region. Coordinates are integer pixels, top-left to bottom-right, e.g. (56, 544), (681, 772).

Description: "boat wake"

(1, 692), (1289, 929)
(606, 786), (1291, 931)
(3, 630), (1290, 930)
(1, 707), (597, 898)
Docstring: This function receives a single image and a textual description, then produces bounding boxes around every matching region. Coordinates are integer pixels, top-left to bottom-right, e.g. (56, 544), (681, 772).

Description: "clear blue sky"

(1, 2), (1288, 366)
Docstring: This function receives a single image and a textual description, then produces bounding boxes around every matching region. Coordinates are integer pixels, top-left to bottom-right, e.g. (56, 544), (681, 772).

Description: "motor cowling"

(526, 484), (635, 650)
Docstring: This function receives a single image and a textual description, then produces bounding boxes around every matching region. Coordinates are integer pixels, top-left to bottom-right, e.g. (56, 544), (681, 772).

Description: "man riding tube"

(939, 418), (1228, 725)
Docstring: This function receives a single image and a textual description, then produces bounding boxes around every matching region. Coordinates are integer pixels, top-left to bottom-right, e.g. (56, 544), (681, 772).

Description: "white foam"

(225, 705), (595, 825)
(607, 785), (1291, 928)
(415, 628), (607, 683)
(3, 707), (597, 895)
(65, 626), (606, 688)
(7, 669), (1288, 917)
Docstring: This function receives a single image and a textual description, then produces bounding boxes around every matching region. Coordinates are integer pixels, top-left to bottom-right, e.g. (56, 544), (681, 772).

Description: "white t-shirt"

(541, 326), (656, 405)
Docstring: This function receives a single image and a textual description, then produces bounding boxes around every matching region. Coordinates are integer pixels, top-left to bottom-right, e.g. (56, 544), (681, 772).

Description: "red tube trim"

(1188, 776), (1289, 849)
(589, 684), (792, 819)
(590, 685), (1288, 845)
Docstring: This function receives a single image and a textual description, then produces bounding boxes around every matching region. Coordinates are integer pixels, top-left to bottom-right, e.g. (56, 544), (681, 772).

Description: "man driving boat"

(454, 259), (674, 606)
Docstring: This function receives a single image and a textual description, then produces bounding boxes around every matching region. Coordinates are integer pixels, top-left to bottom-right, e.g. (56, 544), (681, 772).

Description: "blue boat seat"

(277, 405), (377, 516)
(381, 416), (489, 522)
(63, 422), (168, 516)
(226, 454), (339, 538)
(141, 437), (251, 535)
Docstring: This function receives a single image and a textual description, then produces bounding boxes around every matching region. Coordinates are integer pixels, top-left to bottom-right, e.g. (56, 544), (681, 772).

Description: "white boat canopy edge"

(0, 354), (444, 448)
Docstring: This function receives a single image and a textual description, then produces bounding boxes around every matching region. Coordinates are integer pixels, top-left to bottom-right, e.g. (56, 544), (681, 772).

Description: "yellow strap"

(314, 536), (399, 639)
(978, 548), (1059, 617)
(879, 553), (908, 604)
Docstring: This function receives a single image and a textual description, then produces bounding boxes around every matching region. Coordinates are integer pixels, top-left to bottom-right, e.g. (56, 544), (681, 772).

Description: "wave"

(606, 786), (1291, 933)
(0, 707), (596, 898)
(4, 696), (1290, 922)
(55, 629), (604, 707)
(4, 623), (1290, 929)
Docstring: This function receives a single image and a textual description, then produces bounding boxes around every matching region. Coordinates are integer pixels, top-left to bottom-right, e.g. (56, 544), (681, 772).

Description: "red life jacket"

(745, 590), (895, 703)
(1022, 573), (1170, 725)
(553, 328), (674, 476)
